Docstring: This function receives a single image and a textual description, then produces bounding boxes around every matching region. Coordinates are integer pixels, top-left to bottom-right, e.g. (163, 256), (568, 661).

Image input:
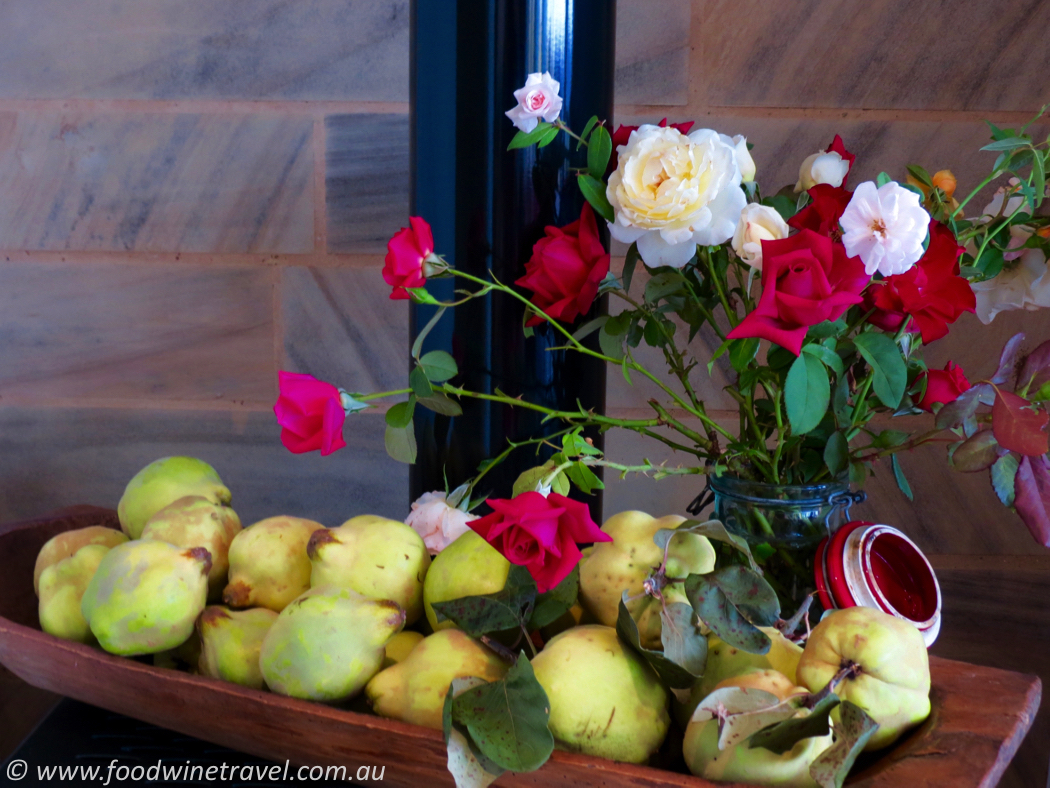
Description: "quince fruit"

(423, 530), (509, 632)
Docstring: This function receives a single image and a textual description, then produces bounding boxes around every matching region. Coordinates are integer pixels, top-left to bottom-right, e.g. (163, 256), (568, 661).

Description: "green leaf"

(385, 397), (416, 429)
(802, 343), (844, 376)
(418, 392), (463, 417)
(808, 702), (880, 788)
(511, 462), (570, 498)
(876, 172), (892, 188)
(684, 567), (778, 654)
(577, 174), (614, 223)
(854, 333), (907, 409)
(452, 653), (554, 773)
(339, 392), (370, 415)
(751, 694), (841, 755)
(901, 183), (926, 201)
(645, 272), (686, 303)
(577, 115), (599, 150)
(807, 319), (847, 339)
(690, 687), (799, 751)
(507, 122), (553, 150)
(410, 366), (434, 398)
(872, 429), (910, 449)
(662, 519), (759, 571)
(891, 454), (913, 500)
(660, 602), (708, 677)
(615, 598), (698, 688)
(562, 429), (603, 457)
(935, 385), (982, 429)
(905, 164), (933, 188)
(763, 194), (797, 222)
(832, 373), (852, 426)
(587, 124), (612, 179)
(407, 287), (441, 305)
(598, 321), (626, 359)
(824, 431), (849, 478)
(444, 678), (505, 788)
(991, 453), (1020, 506)
(979, 136), (1030, 152)
(564, 461), (604, 494)
(431, 564), (534, 636)
(571, 315), (608, 342)
(420, 350), (459, 382)
(535, 125), (560, 148)
(730, 337), (761, 373)
(622, 244), (640, 293)
(786, 353), (831, 435)
(384, 423), (417, 464)
(1033, 151), (1046, 208)
(530, 566), (579, 630)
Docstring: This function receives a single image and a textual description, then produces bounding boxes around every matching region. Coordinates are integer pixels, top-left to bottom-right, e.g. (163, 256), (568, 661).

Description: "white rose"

(505, 71), (562, 133)
(732, 135), (756, 182)
(405, 491), (476, 554)
(731, 203), (789, 270)
(606, 125), (746, 269)
(795, 150), (851, 192)
(840, 181), (931, 277)
(971, 248), (1050, 324)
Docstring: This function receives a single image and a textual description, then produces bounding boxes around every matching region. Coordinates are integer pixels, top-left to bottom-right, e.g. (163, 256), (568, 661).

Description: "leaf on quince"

(660, 601), (708, 678)
(431, 565), (536, 637)
(444, 677), (504, 788)
(384, 423), (417, 464)
(450, 653), (554, 773)
(750, 693), (840, 755)
(689, 686), (800, 751)
(655, 518), (759, 571)
(684, 566), (779, 655)
(808, 701), (879, 788)
(529, 566), (579, 630)
(615, 597), (697, 689)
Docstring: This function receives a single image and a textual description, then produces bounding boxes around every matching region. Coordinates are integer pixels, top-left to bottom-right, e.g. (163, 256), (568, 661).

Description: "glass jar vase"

(688, 475), (866, 615)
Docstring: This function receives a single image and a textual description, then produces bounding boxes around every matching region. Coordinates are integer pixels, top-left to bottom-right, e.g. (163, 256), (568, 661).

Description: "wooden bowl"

(0, 506), (1040, 787)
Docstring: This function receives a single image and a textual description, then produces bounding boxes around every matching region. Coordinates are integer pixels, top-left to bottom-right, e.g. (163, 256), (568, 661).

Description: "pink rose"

(505, 72), (563, 133)
(383, 216), (435, 300)
(469, 492), (610, 593)
(274, 371), (347, 455)
(405, 491), (476, 554)
(917, 361), (971, 412)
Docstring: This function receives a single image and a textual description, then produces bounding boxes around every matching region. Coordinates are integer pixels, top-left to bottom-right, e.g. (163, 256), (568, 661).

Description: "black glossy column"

(409, 0), (614, 517)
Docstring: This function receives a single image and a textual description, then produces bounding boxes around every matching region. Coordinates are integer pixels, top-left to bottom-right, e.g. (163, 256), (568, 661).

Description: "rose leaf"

(991, 453), (1020, 506)
(660, 601), (708, 678)
(431, 565), (536, 637)
(785, 352), (830, 435)
(808, 701), (880, 788)
(615, 598), (698, 689)
(1013, 455), (1050, 547)
(750, 693), (840, 754)
(854, 332), (907, 409)
(684, 567), (777, 654)
(992, 390), (1049, 456)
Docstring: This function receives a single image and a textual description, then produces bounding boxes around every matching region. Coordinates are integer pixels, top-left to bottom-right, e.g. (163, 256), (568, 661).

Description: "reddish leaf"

(1019, 339), (1050, 393)
(950, 430), (1000, 472)
(1014, 455), (1050, 547)
(991, 332), (1025, 386)
(992, 390), (1049, 456)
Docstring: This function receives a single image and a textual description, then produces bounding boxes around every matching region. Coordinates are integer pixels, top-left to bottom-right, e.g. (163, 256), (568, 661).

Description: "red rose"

(469, 491), (611, 593)
(516, 203), (610, 326)
(609, 117), (694, 173)
(863, 222), (975, 343)
(917, 361), (971, 412)
(726, 230), (869, 356)
(274, 371), (347, 455)
(788, 183), (852, 238)
(826, 134), (856, 180)
(383, 216), (435, 300)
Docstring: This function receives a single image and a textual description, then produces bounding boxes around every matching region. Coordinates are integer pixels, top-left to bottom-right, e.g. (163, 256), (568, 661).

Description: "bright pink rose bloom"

(864, 222), (975, 343)
(469, 491), (611, 593)
(609, 118), (694, 173)
(917, 361), (971, 412)
(274, 371), (347, 456)
(383, 216), (435, 300)
(788, 183), (853, 238)
(726, 230), (869, 356)
(516, 203), (610, 326)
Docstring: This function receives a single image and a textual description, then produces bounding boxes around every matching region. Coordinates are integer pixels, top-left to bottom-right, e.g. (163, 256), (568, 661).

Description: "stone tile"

(0, 1), (409, 102)
(281, 266), (409, 394)
(0, 408), (407, 529)
(0, 262), (275, 404)
(0, 112), (313, 253)
(614, 0), (691, 106)
(699, 0), (1050, 112)
(325, 114), (409, 254)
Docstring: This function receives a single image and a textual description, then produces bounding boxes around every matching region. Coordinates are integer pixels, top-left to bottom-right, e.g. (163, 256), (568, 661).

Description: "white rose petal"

(795, 150), (850, 192)
(840, 181), (931, 277)
(731, 203), (790, 270)
(971, 248), (1050, 324)
(731, 134), (756, 183)
(605, 125), (746, 269)
(405, 491), (476, 554)
(505, 71), (563, 133)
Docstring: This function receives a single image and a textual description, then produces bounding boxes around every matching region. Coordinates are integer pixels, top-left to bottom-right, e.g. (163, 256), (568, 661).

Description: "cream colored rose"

(732, 135), (756, 183)
(795, 150), (850, 192)
(405, 491), (476, 554)
(606, 125), (746, 269)
(731, 203), (790, 270)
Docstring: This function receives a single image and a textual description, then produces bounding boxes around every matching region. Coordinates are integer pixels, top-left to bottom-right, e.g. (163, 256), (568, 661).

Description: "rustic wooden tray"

(0, 506), (1041, 787)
